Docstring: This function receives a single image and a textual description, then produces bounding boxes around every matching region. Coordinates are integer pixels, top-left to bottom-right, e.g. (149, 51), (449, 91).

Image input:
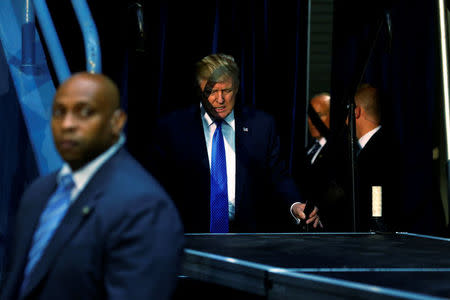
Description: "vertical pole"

(33, 0), (71, 83)
(304, 0), (311, 148)
(438, 0), (450, 225)
(21, 0), (35, 72)
(71, 0), (102, 73)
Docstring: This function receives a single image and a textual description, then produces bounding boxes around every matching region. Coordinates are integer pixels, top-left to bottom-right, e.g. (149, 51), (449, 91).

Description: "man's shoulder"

(104, 148), (158, 185)
(237, 105), (275, 124)
(24, 171), (57, 193)
(362, 127), (389, 153)
(88, 149), (181, 233)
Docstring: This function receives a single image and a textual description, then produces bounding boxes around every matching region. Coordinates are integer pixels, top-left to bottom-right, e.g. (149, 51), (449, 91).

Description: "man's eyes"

(211, 89), (233, 94)
(51, 107), (95, 118)
(53, 108), (64, 117)
(79, 107), (94, 117)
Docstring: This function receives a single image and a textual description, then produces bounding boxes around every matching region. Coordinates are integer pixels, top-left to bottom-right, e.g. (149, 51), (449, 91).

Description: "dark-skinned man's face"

(51, 75), (125, 171)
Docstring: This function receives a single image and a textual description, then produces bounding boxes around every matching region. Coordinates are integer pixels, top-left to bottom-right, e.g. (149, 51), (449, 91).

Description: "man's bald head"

(308, 93), (331, 139)
(352, 83), (381, 139)
(52, 72), (127, 171)
(354, 84), (381, 124)
(56, 72), (121, 112)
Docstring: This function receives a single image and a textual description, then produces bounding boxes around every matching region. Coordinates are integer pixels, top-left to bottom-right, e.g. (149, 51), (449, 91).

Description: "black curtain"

(331, 0), (447, 235)
(44, 0), (309, 174)
(43, 0), (447, 235)
(124, 0), (310, 173)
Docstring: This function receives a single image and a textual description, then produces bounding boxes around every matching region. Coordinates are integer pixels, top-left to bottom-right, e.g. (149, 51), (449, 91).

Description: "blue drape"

(36, 0), (448, 235)
(331, 0), (447, 235)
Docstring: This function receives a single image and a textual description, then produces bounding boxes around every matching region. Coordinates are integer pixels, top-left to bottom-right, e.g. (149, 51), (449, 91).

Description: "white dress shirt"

(358, 125), (381, 149)
(59, 134), (126, 204)
(200, 105), (236, 220)
(311, 137), (327, 164)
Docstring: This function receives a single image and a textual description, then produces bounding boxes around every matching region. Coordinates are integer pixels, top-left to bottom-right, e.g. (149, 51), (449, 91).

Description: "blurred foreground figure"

(1, 72), (184, 300)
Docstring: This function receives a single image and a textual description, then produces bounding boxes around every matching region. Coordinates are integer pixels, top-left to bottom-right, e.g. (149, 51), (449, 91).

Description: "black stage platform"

(180, 233), (450, 299)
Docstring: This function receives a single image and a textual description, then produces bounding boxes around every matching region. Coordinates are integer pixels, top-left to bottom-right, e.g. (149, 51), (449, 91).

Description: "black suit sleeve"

(265, 116), (304, 211)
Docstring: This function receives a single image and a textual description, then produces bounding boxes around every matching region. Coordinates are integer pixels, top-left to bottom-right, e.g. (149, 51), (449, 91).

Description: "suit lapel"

(5, 175), (57, 298)
(234, 108), (250, 220)
(22, 184), (99, 297)
(191, 106), (210, 174)
(19, 149), (127, 297)
(190, 106), (213, 230)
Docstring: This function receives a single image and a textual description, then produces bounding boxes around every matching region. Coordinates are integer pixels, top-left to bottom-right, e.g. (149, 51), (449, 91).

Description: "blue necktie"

(307, 140), (321, 163)
(210, 121), (229, 233)
(356, 142), (362, 157)
(21, 174), (75, 291)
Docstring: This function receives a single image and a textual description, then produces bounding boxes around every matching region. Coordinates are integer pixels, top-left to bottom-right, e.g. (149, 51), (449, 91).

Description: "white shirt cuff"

(290, 202), (303, 224)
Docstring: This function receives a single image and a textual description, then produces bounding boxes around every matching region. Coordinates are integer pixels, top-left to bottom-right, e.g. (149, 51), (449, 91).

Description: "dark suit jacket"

(148, 105), (302, 233)
(1, 148), (184, 300)
(296, 132), (349, 231)
(356, 127), (400, 232)
(296, 126), (402, 232)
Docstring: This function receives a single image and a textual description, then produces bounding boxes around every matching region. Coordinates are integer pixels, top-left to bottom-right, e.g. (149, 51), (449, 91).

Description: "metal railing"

(22, 0), (101, 83)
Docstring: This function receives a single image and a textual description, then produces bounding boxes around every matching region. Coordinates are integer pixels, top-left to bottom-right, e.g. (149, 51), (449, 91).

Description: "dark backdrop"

(40, 0), (447, 235)
(45, 0), (309, 173)
(331, 0), (447, 234)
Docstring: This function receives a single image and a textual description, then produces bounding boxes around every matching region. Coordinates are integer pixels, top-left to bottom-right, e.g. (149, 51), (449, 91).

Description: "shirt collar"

(358, 125), (381, 149)
(318, 136), (327, 146)
(58, 134), (126, 189)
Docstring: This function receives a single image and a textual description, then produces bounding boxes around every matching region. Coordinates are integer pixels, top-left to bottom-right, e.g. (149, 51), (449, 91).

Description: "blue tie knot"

(59, 174), (75, 190)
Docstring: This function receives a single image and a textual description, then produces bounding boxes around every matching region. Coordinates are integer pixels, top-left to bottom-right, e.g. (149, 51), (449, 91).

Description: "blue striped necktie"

(307, 140), (321, 163)
(21, 173), (75, 291)
(210, 120), (229, 233)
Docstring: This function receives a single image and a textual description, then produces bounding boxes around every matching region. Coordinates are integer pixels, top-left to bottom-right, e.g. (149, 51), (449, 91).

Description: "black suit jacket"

(1, 148), (184, 300)
(149, 105), (302, 232)
(296, 126), (400, 232)
(356, 127), (400, 231)
(296, 132), (349, 231)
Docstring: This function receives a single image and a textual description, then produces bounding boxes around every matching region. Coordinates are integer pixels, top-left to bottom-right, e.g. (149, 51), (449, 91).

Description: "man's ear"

(354, 106), (362, 119)
(111, 109), (127, 135)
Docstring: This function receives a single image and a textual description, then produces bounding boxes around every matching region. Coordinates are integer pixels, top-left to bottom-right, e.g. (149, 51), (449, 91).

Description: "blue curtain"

(41, 0), (447, 235)
(331, 0), (447, 235)
(0, 41), (39, 282)
(117, 0), (310, 174)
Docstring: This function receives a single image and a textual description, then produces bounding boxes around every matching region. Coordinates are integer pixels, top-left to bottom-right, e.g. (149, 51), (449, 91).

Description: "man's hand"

(292, 202), (323, 228)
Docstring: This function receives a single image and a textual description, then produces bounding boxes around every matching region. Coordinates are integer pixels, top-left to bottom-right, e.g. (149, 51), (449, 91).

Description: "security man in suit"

(306, 93), (331, 164)
(1, 72), (184, 300)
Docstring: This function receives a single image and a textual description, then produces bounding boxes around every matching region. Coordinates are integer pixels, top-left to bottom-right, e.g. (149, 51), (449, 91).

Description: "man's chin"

(212, 110), (230, 120)
(59, 152), (84, 169)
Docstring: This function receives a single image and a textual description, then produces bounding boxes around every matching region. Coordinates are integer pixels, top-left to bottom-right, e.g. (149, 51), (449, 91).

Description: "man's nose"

(61, 113), (77, 130)
(216, 91), (225, 103)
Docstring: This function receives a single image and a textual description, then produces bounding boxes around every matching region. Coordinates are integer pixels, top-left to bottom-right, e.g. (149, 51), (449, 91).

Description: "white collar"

(358, 125), (381, 149)
(318, 136), (327, 147)
(200, 103), (235, 129)
(58, 134), (126, 192)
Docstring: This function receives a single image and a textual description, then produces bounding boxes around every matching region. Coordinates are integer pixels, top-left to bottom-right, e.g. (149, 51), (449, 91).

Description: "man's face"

(200, 76), (237, 120)
(51, 78), (120, 170)
(308, 96), (330, 139)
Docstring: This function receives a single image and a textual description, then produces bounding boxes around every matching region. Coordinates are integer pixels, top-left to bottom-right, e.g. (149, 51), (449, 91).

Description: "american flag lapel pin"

(243, 127), (249, 132)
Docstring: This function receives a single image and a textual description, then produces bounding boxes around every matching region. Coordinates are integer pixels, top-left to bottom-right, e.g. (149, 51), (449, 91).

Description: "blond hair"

(195, 53), (240, 90)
